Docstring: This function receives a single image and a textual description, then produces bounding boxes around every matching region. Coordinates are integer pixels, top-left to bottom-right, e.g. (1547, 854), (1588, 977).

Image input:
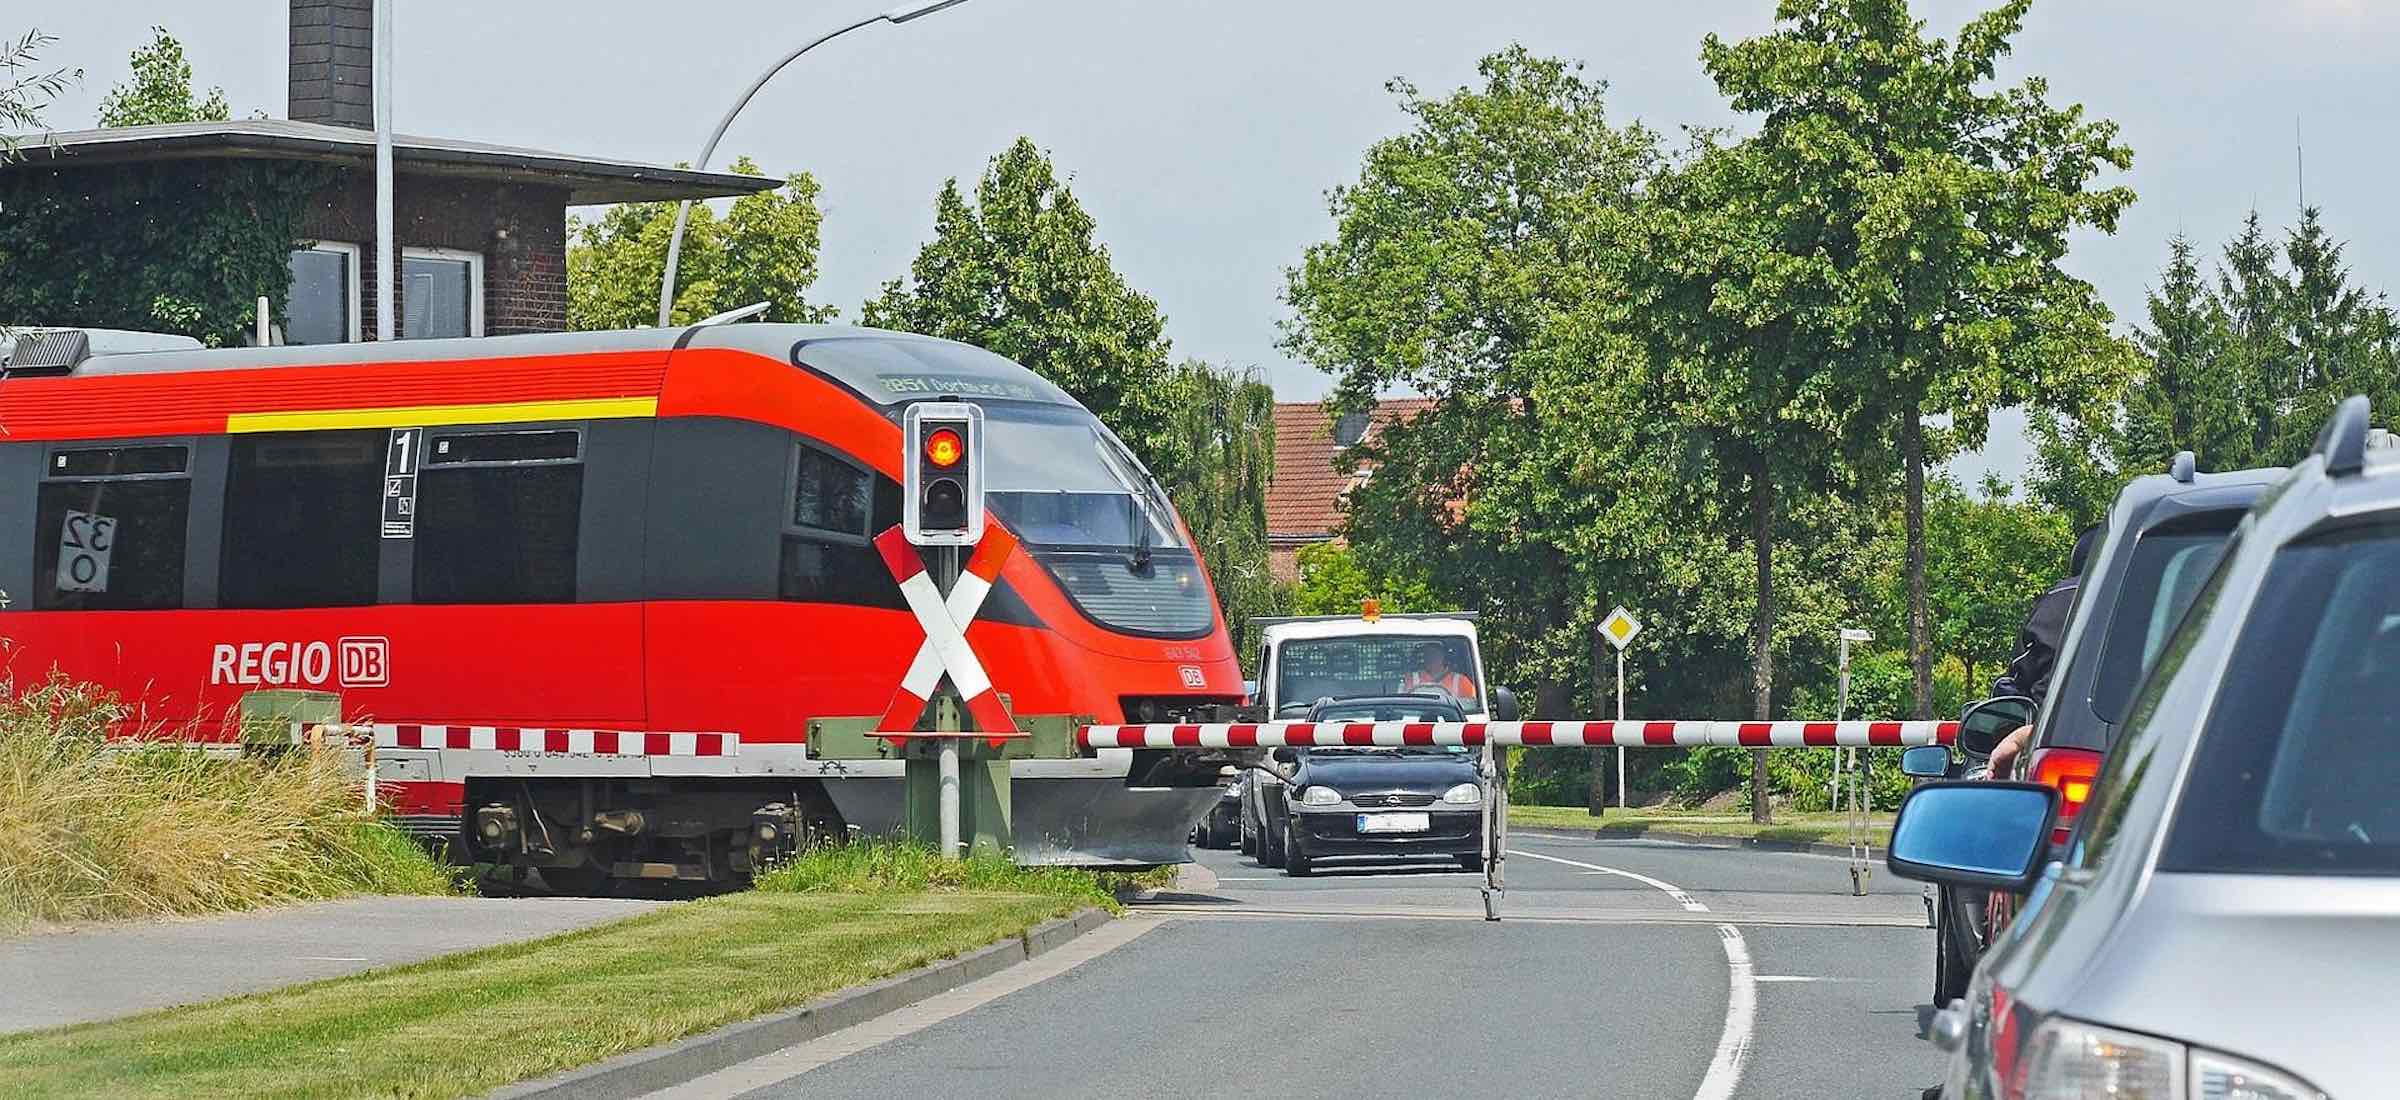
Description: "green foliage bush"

(0, 161), (325, 346)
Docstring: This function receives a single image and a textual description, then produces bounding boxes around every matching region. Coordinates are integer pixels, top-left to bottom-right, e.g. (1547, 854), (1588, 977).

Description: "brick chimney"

(288, 0), (373, 128)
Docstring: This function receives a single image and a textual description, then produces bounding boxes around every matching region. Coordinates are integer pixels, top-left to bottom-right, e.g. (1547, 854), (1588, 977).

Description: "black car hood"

(1296, 754), (1476, 791)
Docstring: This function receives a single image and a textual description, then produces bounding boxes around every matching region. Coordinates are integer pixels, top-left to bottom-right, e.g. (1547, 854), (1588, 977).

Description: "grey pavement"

(710, 835), (1949, 1100)
(0, 894), (663, 1034)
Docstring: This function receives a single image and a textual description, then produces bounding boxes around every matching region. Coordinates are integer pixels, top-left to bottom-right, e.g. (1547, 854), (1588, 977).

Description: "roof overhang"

(1, 120), (781, 205)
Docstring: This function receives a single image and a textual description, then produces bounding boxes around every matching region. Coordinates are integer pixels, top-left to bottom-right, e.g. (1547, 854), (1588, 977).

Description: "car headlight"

(2017, 1017), (2183, 1099)
(1442, 782), (1481, 805)
(2190, 1048), (2323, 1100)
(1299, 785), (1341, 806)
(2013, 1015), (2324, 1100)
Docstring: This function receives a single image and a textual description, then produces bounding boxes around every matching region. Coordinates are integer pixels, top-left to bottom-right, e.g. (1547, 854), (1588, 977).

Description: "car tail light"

(2028, 746), (2104, 847)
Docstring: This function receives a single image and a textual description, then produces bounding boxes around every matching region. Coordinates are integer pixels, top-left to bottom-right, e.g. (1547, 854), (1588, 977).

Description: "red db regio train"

(0, 324), (1243, 886)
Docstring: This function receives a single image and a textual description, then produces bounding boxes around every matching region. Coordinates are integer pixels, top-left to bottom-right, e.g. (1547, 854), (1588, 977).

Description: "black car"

(1250, 695), (1484, 877)
(1190, 770), (1243, 850)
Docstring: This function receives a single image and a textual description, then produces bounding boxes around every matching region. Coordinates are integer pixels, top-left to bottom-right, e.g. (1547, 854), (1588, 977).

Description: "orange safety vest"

(1403, 671), (1477, 699)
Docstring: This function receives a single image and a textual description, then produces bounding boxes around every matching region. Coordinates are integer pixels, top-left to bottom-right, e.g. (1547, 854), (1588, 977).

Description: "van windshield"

(1276, 636), (1481, 715)
(2089, 526), (2235, 723)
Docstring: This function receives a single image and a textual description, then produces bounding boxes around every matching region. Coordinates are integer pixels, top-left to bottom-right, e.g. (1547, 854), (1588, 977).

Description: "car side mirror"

(1490, 686), (1520, 722)
(1899, 744), (1953, 779)
(1270, 746), (1299, 766)
(1956, 694), (2037, 757)
(1886, 781), (2059, 893)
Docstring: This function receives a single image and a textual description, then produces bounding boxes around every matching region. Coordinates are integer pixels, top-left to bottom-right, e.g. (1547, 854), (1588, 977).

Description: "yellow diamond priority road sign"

(1600, 606), (1642, 650)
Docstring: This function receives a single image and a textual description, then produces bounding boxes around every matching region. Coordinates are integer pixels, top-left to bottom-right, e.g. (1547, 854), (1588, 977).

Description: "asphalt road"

(700, 830), (1948, 1100)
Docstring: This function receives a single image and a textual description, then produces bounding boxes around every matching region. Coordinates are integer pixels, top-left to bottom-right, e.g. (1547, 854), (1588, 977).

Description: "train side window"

(32, 444), (191, 611)
(414, 428), (582, 604)
(220, 430), (383, 608)
(778, 440), (903, 608)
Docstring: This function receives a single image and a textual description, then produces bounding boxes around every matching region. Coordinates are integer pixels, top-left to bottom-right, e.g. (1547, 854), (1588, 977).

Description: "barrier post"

(933, 545), (964, 859)
(1481, 741), (1507, 921)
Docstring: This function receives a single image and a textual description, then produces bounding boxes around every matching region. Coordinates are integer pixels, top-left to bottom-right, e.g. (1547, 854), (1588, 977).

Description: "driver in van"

(1401, 643), (1477, 702)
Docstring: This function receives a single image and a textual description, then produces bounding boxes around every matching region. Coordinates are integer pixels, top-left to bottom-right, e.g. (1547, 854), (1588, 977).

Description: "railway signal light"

(904, 401), (984, 546)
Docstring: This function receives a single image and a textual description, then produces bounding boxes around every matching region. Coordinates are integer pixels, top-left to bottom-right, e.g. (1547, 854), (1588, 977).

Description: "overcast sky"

(22, 1), (2400, 486)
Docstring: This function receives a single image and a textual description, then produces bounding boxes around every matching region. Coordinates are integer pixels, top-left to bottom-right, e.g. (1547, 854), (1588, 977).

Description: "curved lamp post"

(656, 0), (976, 327)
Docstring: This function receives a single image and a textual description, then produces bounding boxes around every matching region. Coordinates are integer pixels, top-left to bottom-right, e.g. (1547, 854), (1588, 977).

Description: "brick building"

(1264, 399), (1433, 581)
(3, 0), (771, 342)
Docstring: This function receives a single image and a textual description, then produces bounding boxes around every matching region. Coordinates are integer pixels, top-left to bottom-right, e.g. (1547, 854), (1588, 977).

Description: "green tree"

(1150, 360), (1284, 655)
(1, 30), (76, 164)
(1905, 476), (2073, 689)
(1282, 48), (1675, 726)
(566, 157), (836, 329)
(864, 137), (1175, 459)
(1695, 0), (2137, 724)
(1289, 542), (1436, 616)
(95, 27), (228, 127)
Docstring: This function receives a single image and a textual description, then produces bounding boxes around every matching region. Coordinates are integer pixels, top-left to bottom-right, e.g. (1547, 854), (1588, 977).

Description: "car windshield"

(2089, 524), (2236, 723)
(1275, 635), (1481, 713)
(979, 402), (1183, 551)
(2162, 523), (2400, 877)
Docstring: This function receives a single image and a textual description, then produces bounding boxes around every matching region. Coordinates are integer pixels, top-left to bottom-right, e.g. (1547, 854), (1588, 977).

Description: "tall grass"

(0, 676), (455, 928)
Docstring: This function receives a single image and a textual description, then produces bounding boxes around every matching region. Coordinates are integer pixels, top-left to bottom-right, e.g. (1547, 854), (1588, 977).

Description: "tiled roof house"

(1265, 398), (1433, 581)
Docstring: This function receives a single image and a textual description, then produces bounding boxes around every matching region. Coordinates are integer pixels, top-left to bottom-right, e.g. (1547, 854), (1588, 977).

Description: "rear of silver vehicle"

(1901, 399), (2399, 1100)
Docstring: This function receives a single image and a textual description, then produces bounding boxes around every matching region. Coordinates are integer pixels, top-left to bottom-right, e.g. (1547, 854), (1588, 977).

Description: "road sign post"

(1600, 607), (1642, 810)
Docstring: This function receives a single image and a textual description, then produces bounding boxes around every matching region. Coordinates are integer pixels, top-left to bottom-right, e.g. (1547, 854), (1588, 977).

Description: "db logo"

(209, 636), (390, 688)
(1178, 665), (1207, 689)
(338, 637), (390, 688)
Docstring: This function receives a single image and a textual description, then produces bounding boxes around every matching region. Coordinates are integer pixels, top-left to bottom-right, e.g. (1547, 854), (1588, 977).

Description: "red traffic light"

(924, 427), (964, 468)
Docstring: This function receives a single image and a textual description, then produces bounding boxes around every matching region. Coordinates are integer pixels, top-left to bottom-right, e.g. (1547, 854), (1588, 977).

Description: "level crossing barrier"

(1077, 719), (1958, 750)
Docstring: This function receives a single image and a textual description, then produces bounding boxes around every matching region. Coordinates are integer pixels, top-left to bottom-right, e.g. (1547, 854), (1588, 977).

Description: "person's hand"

(1988, 723), (2034, 779)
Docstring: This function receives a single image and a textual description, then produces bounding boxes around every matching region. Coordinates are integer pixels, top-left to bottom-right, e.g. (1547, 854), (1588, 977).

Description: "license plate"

(1357, 812), (1430, 834)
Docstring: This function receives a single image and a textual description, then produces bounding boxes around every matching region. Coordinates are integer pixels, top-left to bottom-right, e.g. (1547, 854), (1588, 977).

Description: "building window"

(286, 242), (361, 344)
(400, 247), (484, 339)
(220, 430), (383, 608)
(32, 444), (191, 611)
(414, 428), (581, 604)
(779, 440), (902, 608)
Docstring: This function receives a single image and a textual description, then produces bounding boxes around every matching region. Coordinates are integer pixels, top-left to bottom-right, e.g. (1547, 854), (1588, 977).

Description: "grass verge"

(1508, 804), (1893, 846)
(0, 677), (455, 929)
(0, 881), (1097, 1098)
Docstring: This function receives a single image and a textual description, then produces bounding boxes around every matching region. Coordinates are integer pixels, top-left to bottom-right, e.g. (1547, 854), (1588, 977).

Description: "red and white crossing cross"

(874, 524), (1020, 737)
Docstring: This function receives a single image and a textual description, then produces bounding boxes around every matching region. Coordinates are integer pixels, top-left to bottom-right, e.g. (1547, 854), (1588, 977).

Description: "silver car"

(1890, 397), (2399, 1100)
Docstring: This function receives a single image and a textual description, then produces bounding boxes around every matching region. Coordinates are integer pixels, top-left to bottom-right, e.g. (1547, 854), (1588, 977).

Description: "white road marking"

(1506, 847), (1756, 1100)
(1752, 975), (1826, 983)
(639, 915), (1165, 1099)
(1512, 847), (1707, 911)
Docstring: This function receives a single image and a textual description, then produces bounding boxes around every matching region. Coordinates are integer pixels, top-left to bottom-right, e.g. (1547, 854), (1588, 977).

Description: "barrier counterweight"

(1077, 720), (1956, 750)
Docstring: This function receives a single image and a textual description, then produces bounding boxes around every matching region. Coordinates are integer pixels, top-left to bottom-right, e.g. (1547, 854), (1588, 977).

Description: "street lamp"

(655, 0), (978, 327)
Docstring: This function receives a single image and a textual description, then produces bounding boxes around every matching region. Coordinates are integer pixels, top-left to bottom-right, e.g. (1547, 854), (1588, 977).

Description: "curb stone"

(1509, 824), (1878, 860)
(487, 907), (1111, 1100)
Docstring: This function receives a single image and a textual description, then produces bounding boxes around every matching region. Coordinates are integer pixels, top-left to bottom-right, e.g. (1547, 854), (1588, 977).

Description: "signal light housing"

(903, 401), (984, 546)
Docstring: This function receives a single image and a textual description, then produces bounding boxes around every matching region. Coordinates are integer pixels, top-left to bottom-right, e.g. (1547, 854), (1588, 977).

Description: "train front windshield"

(980, 403), (1185, 551)
(979, 403), (1216, 639)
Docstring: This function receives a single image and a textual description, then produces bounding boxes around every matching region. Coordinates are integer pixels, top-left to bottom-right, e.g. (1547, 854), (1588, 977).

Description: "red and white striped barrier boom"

(1078, 720), (1956, 750)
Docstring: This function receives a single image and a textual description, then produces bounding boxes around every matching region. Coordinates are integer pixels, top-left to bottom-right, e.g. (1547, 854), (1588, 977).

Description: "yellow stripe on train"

(225, 396), (659, 433)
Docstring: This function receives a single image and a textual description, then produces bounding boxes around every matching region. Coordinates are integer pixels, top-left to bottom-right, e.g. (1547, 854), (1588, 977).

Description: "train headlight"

(1300, 785), (1341, 807)
(1442, 782), (1482, 805)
